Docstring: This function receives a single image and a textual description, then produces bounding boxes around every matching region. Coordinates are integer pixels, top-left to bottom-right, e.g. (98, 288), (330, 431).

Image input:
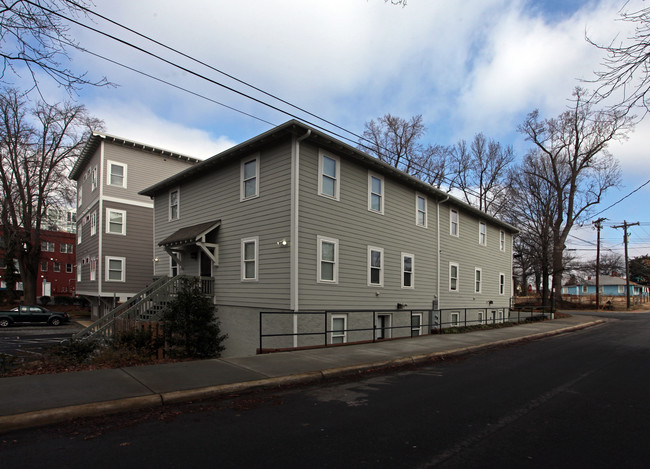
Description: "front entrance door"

(200, 250), (212, 278)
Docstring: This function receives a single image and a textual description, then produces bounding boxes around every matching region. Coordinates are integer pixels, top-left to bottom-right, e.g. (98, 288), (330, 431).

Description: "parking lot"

(0, 323), (83, 356)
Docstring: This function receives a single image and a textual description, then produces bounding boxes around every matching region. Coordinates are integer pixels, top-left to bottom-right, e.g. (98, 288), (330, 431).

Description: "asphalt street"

(0, 311), (647, 468)
(0, 324), (82, 355)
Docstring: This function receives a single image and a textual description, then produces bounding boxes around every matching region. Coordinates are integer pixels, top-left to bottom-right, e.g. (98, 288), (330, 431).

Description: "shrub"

(0, 353), (19, 375)
(162, 278), (227, 358)
(48, 338), (99, 365)
(54, 295), (73, 305)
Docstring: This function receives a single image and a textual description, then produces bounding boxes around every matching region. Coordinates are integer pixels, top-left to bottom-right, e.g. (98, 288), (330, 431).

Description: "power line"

(592, 178), (650, 218)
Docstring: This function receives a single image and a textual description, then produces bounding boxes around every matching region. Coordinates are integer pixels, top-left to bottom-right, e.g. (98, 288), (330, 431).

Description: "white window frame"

(618, 285), (625, 294)
(53, 262), (61, 273)
(450, 208), (459, 237)
(317, 235), (339, 284)
(415, 193), (427, 228)
(331, 314), (347, 344)
(318, 150), (340, 200)
(106, 160), (127, 188)
(479, 222), (487, 246)
(500, 230), (506, 252)
(105, 256), (125, 282)
(78, 186), (82, 206)
(90, 212), (97, 236)
(170, 254), (182, 276)
(499, 273), (506, 295)
(106, 208), (126, 235)
(41, 261), (48, 272)
(368, 172), (384, 214)
(77, 263), (81, 282)
(368, 246), (384, 287)
(169, 188), (180, 221)
(411, 313), (423, 336)
(241, 236), (259, 281)
(402, 253), (415, 289)
(90, 258), (97, 281)
(475, 268), (482, 293)
(77, 225), (82, 244)
(91, 166), (98, 191)
(450, 312), (460, 327)
(449, 262), (459, 292)
(240, 154), (260, 201)
(66, 263), (73, 273)
(477, 311), (484, 324)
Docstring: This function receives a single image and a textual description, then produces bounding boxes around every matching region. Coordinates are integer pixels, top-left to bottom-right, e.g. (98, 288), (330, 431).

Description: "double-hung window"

(318, 236), (338, 283)
(449, 262), (459, 292)
(319, 151), (340, 200)
(53, 262), (61, 273)
(500, 230), (506, 252)
(106, 209), (126, 235)
(106, 256), (125, 282)
(169, 188), (180, 220)
(107, 161), (127, 188)
(241, 155), (259, 200)
(331, 315), (347, 344)
(90, 258), (97, 281)
(479, 222), (487, 246)
(78, 186), (83, 206)
(499, 273), (505, 295)
(475, 268), (482, 293)
(91, 166), (98, 191)
(368, 246), (383, 286)
(241, 237), (259, 281)
(41, 261), (48, 272)
(66, 263), (73, 273)
(77, 263), (81, 282)
(402, 253), (414, 288)
(450, 209), (459, 236)
(368, 172), (384, 214)
(90, 212), (97, 236)
(416, 194), (427, 227)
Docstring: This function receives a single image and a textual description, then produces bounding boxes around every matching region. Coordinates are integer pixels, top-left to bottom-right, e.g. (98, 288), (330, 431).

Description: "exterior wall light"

(276, 239), (288, 247)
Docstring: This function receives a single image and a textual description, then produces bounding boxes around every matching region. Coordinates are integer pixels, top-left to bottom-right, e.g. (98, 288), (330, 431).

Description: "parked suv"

(0, 305), (70, 327)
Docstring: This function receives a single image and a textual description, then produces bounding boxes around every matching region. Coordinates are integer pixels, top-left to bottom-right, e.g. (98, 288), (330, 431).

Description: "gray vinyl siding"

(152, 141), (293, 309)
(101, 201), (153, 294)
(74, 199), (100, 295)
(438, 205), (512, 310)
(76, 149), (101, 217)
(103, 144), (195, 202)
(297, 142), (438, 311)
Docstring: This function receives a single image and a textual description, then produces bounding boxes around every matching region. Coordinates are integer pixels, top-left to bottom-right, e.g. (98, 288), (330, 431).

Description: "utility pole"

(593, 218), (607, 310)
(612, 221), (640, 309)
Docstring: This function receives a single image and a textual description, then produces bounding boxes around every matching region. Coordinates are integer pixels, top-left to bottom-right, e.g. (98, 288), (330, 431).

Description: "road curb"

(0, 319), (604, 434)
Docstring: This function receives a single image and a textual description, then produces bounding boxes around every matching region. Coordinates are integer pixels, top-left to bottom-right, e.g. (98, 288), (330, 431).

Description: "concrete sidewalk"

(0, 314), (604, 433)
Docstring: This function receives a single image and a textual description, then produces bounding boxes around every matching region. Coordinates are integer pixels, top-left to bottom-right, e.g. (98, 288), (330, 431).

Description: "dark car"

(0, 305), (70, 327)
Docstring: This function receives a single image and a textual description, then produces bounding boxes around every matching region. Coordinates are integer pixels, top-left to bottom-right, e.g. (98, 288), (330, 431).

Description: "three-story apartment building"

(141, 121), (517, 357)
(70, 133), (199, 319)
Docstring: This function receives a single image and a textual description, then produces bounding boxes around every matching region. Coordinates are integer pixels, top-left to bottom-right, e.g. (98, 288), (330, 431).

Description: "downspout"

(436, 195), (450, 309)
(291, 129), (311, 347)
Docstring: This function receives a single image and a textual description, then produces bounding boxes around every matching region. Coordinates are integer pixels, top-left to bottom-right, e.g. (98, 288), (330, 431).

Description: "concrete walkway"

(0, 314), (604, 433)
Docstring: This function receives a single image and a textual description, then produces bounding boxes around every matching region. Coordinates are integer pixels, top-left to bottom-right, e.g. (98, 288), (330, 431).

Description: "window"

(77, 263), (81, 282)
(241, 237), (259, 280)
(479, 222), (486, 246)
(53, 262), (61, 273)
(90, 212), (97, 236)
(411, 313), (422, 336)
(499, 273), (505, 295)
(105, 256), (125, 282)
(475, 268), (482, 293)
(171, 254), (181, 276)
(66, 263), (73, 273)
(77, 225), (82, 244)
(241, 155), (259, 200)
(90, 258), (97, 281)
(331, 315), (347, 344)
(317, 236), (338, 283)
(318, 151), (340, 200)
(41, 241), (55, 252)
(91, 166), (98, 191)
(78, 186), (82, 206)
(582, 285), (588, 293)
(477, 311), (484, 324)
(402, 253), (414, 288)
(450, 312), (460, 327)
(449, 262), (459, 292)
(107, 161), (127, 188)
(618, 285), (625, 294)
(450, 209), (459, 236)
(41, 261), (48, 272)
(169, 188), (180, 220)
(106, 209), (126, 235)
(368, 172), (384, 214)
(500, 230), (506, 252)
(60, 243), (73, 253)
(367, 247), (383, 286)
(416, 194), (427, 227)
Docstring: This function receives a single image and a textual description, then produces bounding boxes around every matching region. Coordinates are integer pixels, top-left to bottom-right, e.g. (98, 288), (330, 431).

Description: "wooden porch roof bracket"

(159, 220), (221, 266)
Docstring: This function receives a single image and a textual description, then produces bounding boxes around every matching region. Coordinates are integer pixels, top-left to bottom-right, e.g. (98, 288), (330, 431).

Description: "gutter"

(291, 129), (311, 347)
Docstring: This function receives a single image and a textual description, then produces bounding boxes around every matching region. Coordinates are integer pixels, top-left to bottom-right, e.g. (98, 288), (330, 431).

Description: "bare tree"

(588, 4), (650, 116)
(0, 88), (102, 304)
(0, 0), (108, 93)
(449, 133), (515, 217)
(518, 87), (634, 303)
(360, 114), (449, 187)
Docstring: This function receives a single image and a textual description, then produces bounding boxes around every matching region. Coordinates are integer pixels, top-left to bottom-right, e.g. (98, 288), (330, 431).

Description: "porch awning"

(158, 220), (221, 248)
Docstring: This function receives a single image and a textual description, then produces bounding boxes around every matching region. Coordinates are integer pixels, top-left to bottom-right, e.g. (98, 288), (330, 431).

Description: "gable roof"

(69, 132), (200, 180)
(139, 120), (518, 233)
(565, 275), (640, 287)
(159, 220), (221, 248)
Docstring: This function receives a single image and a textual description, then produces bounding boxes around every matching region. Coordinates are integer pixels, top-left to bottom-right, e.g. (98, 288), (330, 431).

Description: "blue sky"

(25, 0), (650, 260)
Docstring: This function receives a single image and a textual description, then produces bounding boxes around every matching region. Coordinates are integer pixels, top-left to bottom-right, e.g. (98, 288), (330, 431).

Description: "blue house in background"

(563, 275), (649, 298)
